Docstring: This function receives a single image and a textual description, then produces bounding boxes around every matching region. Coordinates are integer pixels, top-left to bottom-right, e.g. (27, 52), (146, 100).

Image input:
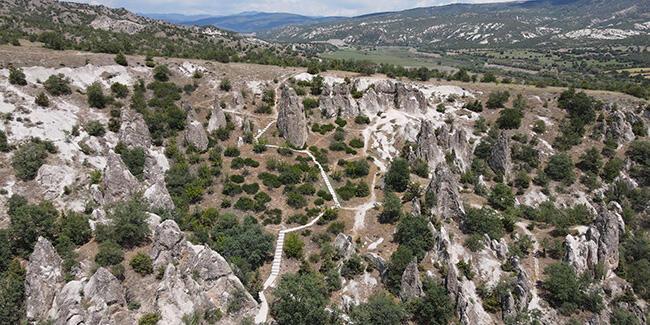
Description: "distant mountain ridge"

(260, 0), (650, 49)
(177, 12), (345, 34)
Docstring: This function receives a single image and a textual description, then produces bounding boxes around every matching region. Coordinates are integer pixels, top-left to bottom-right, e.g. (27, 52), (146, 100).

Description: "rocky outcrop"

(144, 179), (175, 211)
(26, 237), (64, 322)
(150, 219), (185, 269)
(364, 252), (387, 276)
(83, 267), (129, 324)
(277, 86), (308, 148)
(564, 202), (625, 277)
(606, 110), (635, 145)
(413, 121), (472, 172)
(319, 83), (359, 118)
(358, 88), (382, 116)
(102, 152), (140, 205)
(488, 132), (511, 179)
(400, 259), (424, 300)
(184, 119), (209, 152)
(334, 233), (356, 260)
(426, 164), (465, 221)
(150, 220), (258, 324)
(396, 83), (427, 113)
(47, 280), (86, 325)
(207, 103), (228, 133)
(36, 164), (76, 200)
(510, 257), (532, 313)
(119, 109), (151, 149)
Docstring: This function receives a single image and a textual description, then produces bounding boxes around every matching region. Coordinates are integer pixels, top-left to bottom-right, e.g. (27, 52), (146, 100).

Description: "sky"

(74, 0), (516, 17)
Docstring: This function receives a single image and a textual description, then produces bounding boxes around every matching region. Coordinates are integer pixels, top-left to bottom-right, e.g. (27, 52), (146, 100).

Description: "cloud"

(69, 0), (516, 16)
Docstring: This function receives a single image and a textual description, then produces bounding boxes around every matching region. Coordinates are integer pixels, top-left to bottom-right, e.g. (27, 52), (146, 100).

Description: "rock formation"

(334, 233), (356, 260)
(184, 119), (209, 152)
(426, 164), (465, 221)
(102, 151), (140, 205)
(414, 121), (472, 171)
(119, 109), (151, 149)
(606, 110), (635, 145)
(400, 259), (424, 300)
(144, 178), (175, 211)
(488, 132), (511, 179)
(207, 102), (228, 133)
(564, 202), (625, 277)
(83, 267), (129, 324)
(277, 86), (308, 148)
(26, 237), (64, 322)
(396, 83), (428, 113)
(319, 83), (359, 118)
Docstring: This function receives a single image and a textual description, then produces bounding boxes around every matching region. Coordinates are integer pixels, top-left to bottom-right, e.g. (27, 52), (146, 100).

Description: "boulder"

(364, 252), (387, 276)
(26, 237), (64, 322)
(488, 132), (511, 179)
(564, 202), (625, 277)
(426, 164), (465, 221)
(150, 219), (185, 268)
(83, 267), (127, 324)
(184, 120), (209, 152)
(277, 86), (308, 148)
(319, 83), (359, 118)
(207, 102), (228, 133)
(396, 83), (427, 113)
(36, 164), (76, 200)
(144, 179), (175, 211)
(119, 109), (151, 149)
(400, 259), (424, 300)
(334, 233), (356, 259)
(47, 280), (86, 325)
(606, 110), (635, 145)
(102, 152), (140, 205)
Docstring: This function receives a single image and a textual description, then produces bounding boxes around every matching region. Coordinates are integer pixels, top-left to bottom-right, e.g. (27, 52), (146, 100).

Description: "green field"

(321, 47), (458, 71)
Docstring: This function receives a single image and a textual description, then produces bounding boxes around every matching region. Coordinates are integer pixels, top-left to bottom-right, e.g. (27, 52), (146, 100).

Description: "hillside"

(183, 12), (345, 34)
(0, 44), (649, 324)
(261, 0), (650, 49)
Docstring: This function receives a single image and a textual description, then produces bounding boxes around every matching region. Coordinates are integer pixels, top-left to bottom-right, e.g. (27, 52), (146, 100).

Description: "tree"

(95, 241), (124, 266)
(350, 291), (406, 325)
(130, 252), (153, 275)
(11, 140), (52, 181)
(153, 65), (170, 82)
(271, 272), (328, 325)
(542, 262), (582, 312)
(9, 198), (58, 256)
(283, 233), (304, 259)
(0, 260), (26, 324)
(87, 82), (107, 108)
(464, 207), (505, 240)
(394, 215), (433, 260)
(114, 53), (128, 66)
(496, 108), (523, 129)
(8, 66), (27, 85)
(345, 159), (370, 178)
(44, 74), (71, 96)
(379, 191), (402, 224)
(577, 147), (603, 174)
(410, 279), (454, 325)
(545, 153), (575, 184)
(385, 158), (410, 192)
(486, 91), (510, 109)
(385, 246), (413, 293)
(488, 183), (515, 211)
(59, 212), (92, 246)
(109, 197), (150, 248)
(111, 82), (129, 98)
(85, 120), (106, 136)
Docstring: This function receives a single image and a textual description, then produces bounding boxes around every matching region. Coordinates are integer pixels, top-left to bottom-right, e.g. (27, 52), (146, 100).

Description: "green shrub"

(224, 146), (240, 157)
(9, 66), (27, 85)
(464, 207), (505, 239)
(545, 153), (575, 184)
(114, 53), (128, 66)
(138, 313), (161, 325)
(350, 291), (406, 324)
(107, 197), (150, 248)
(463, 100), (483, 112)
(12, 139), (54, 181)
(153, 65), (170, 82)
(220, 79), (232, 91)
(87, 82), (108, 108)
(115, 144), (146, 179)
(130, 252), (153, 275)
(385, 158), (410, 192)
(378, 191), (402, 224)
(303, 97), (319, 110)
(59, 212), (92, 246)
(95, 241), (124, 266)
(486, 91), (510, 109)
(85, 120), (106, 137)
(44, 74), (71, 96)
(345, 159), (370, 178)
(287, 192), (307, 209)
(496, 108), (523, 129)
(488, 183), (515, 211)
(35, 92), (49, 107)
(284, 232), (304, 259)
(111, 82), (129, 98)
